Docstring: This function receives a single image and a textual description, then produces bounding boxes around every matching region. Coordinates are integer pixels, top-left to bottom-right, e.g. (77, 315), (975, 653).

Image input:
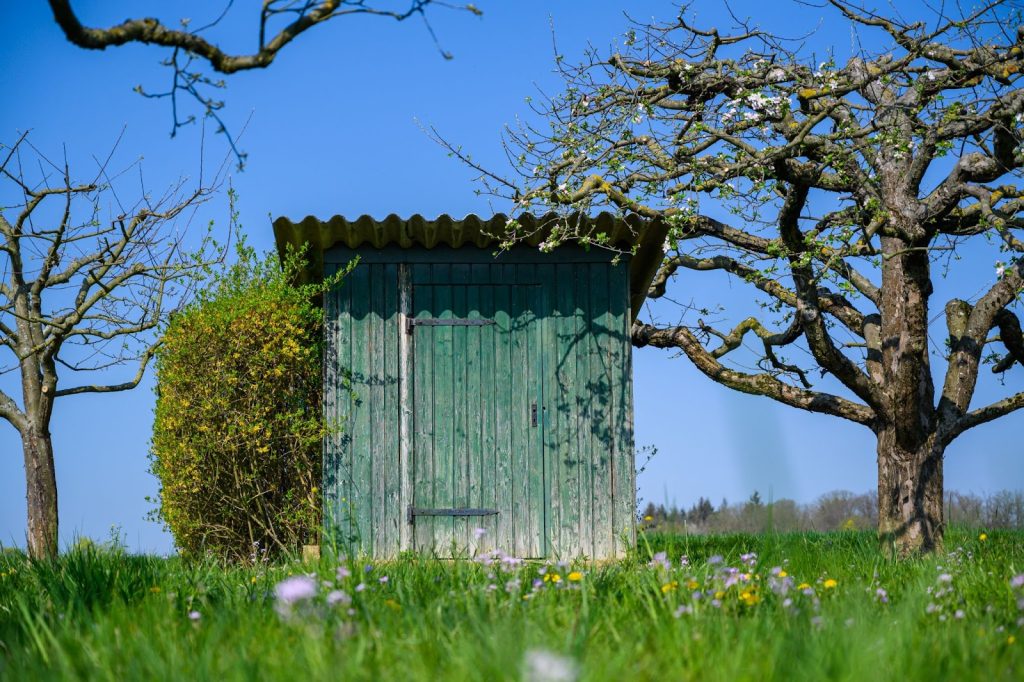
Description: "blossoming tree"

(445, 1), (1024, 556)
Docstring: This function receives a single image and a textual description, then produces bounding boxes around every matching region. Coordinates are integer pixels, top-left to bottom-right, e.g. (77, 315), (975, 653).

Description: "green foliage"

(0, 530), (1022, 680)
(150, 241), (351, 562)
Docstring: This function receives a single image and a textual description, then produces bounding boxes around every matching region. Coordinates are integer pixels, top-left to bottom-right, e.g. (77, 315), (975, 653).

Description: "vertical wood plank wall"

(323, 248), (635, 559)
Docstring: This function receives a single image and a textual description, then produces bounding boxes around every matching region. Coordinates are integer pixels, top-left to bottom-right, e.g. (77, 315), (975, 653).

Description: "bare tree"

(48, 1), (483, 166)
(445, 1), (1024, 556)
(0, 132), (222, 559)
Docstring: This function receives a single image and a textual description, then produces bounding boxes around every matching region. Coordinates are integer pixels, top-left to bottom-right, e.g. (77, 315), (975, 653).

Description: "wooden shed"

(273, 213), (667, 560)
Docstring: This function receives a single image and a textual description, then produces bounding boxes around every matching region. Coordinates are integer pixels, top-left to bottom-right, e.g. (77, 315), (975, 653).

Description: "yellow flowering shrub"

(151, 244), (350, 562)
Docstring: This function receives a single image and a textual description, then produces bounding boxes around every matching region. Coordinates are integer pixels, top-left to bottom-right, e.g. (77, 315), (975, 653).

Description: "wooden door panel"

(410, 283), (545, 558)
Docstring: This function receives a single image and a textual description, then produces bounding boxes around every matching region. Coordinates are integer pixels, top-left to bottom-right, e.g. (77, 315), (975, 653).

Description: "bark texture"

(877, 428), (945, 556)
(22, 426), (58, 560)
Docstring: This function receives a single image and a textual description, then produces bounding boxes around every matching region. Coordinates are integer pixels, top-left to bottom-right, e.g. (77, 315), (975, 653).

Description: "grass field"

(1, 529), (1022, 681)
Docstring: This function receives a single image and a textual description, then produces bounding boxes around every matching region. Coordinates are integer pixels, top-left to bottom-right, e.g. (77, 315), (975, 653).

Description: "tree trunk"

(877, 426), (945, 557)
(23, 425), (58, 560)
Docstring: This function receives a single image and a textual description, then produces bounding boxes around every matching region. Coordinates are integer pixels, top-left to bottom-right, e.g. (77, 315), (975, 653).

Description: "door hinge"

(407, 506), (500, 524)
(406, 318), (496, 334)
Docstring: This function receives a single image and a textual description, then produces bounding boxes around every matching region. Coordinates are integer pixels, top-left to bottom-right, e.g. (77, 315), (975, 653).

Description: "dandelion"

(149, 586), (161, 594)
(823, 579), (838, 590)
(979, 533), (988, 542)
(567, 571), (584, 582)
(661, 581), (679, 594)
(1009, 635), (1017, 645)
(739, 590), (760, 606)
(797, 583), (811, 590)
(643, 515), (653, 522)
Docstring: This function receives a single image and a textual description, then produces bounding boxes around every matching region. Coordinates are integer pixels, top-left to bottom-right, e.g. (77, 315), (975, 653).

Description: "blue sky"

(1, 1), (1021, 553)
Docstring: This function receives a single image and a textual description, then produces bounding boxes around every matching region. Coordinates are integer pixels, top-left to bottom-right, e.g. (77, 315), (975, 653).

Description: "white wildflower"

(523, 649), (578, 682)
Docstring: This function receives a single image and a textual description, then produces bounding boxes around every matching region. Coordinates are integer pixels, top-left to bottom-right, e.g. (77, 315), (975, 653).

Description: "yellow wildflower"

(251, 576), (258, 584)
(149, 586), (161, 594)
(661, 581), (679, 594)
(778, 570), (788, 578)
(797, 583), (811, 590)
(823, 579), (838, 589)
(643, 515), (653, 521)
(384, 599), (401, 611)
(1009, 635), (1016, 645)
(544, 573), (562, 584)
(568, 571), (583, 582)
(714, 591), (725, 600)
(686, 579), (699, 590)
(979, 533), (988, 542)
(739, 590), (760, 606)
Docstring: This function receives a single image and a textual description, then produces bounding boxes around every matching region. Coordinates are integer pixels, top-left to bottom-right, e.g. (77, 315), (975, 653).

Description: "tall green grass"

(1, 530), (1021, 681)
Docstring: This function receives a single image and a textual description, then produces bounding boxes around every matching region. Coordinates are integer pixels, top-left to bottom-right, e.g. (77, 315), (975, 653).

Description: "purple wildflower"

(648, 551), (671, 570)
(274, 575), (318, 605)
(326, 590), (351, 606)
(1010, 574), (1024, 589)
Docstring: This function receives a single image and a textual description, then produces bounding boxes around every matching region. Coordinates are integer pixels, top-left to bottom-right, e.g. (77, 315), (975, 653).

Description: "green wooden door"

(410, 282), (546, 558)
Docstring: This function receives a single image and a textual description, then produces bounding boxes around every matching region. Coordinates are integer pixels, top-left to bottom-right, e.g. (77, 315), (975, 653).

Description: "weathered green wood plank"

(322, 264), (342, 546)
(492, 266), (514, 554)
(451, 265), (470, 554)
(369, 265), (386, 556)
(465, 274), (483, 555)
(472, 265), (497, 553)
(535, 264), (558, 556)
(348, 265), (372, 552)
(411, 265), (435, 553)
(554, 262), (580, 558)
(590, 263), (615, 558)
(609, 261), (634, 556)
(382, 263), (401, 556)
(529, 284), (547, 558)
(432, 267), (455, 555)
(574, 264), (595, 558)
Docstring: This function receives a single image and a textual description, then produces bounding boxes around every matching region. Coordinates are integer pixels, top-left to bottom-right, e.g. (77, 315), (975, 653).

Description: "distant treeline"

(641, 490), (1024, 534)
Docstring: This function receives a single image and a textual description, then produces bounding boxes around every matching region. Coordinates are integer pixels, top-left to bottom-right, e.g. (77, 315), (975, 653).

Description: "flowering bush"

(150, 243), (350, 561)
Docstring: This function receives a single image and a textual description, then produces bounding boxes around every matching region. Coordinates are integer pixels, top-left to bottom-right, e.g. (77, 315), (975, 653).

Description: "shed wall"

(323, 247), (634, 559)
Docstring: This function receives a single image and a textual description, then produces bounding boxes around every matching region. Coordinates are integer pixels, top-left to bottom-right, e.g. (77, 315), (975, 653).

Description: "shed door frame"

(397, 266), (548, 556)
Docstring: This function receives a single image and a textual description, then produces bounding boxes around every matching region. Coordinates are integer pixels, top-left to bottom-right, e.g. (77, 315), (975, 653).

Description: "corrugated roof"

(272, 212), (667, 320)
